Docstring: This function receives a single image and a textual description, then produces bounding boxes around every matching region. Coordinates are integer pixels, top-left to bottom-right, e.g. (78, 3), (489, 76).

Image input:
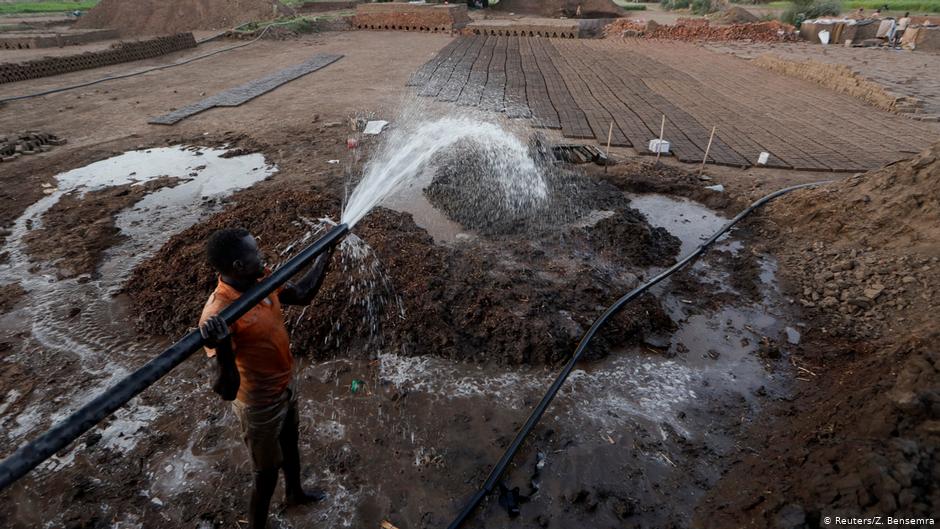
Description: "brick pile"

(605, 19), (798, 42)
(0, 29), (119, 50)
(0, 132), (67, 163)
(0, 33), (196, 85)
(465, 18), (580, 39)
(353, 2), (470, 33)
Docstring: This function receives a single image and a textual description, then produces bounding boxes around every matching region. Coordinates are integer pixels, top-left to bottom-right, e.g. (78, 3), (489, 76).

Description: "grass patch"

(0, 1), (98, 15)
(843, 0), (940, 11)
(233, 14), (352, 34)
(743, 0), (940, 12)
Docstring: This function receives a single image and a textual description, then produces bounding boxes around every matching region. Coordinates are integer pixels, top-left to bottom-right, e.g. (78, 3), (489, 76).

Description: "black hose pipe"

(445, 181), (831, 529)
(0, 223), (349, 491)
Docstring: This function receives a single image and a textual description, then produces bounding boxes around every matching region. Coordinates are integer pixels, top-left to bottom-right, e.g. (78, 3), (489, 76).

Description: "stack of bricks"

(0, 33), (196, 84)
(0, 29), (119, 50)
(606, 19), (798, 43)
(465, 18), (580, 39)
(0, 132), (67, 163)
(352, 2), (470, 33)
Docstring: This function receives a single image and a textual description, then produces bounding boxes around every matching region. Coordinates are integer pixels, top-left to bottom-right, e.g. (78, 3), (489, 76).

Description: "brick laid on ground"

(149, 54), (342, 125)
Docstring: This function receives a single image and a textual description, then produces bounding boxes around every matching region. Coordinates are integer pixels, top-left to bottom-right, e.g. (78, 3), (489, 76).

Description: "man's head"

(206, 228), (264, 282)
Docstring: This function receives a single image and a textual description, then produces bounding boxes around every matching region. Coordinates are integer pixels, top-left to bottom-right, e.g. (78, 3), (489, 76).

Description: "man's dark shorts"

(231, 387), (298, 471)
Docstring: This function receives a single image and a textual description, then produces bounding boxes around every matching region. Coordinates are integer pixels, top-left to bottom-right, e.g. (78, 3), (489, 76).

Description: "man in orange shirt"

(199, 227), (337, 529)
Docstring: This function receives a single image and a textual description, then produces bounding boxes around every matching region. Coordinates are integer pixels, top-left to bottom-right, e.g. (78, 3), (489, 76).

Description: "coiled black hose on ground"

(444, 180), (832, 529)
(0, 223), (349, 492)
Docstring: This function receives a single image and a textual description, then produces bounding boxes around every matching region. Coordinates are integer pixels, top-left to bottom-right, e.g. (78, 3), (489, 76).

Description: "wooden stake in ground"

(700, 125), (717, 176)
(604, 121), (613, 173)
(656, 114), (665, 163)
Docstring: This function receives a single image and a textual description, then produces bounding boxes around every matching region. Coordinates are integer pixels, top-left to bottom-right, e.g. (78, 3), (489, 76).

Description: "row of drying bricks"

(0, 33), (196, 85)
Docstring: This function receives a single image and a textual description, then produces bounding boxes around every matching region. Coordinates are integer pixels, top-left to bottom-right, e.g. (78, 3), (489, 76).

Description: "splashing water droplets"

(341, 117), (548, 227)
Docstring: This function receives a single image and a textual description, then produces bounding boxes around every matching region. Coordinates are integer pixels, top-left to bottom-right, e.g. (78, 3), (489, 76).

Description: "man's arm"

(278, 246), (336, 306)
(200, 316), (239, 401)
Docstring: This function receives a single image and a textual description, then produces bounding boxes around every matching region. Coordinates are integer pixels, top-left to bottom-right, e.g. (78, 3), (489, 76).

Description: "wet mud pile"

(696, 143), (940, 527)
(24, 178), (182, 279)
(127, 181), (679, 365)
(425, 143), (681, 267)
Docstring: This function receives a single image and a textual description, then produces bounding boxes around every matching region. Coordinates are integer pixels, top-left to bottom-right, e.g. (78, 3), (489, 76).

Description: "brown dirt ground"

(24, 177), (182, 280)
(694, 143), (940, 527)
(0, 283), (26, 314)
(710, 6), (759, 25)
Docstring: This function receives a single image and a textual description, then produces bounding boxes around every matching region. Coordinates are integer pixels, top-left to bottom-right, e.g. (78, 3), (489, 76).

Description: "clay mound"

(492, 0), (625, 19)
(771, 142), (940, 253)
(127, 187), (675, 366)
(76, 0), (290, 37)
(711, 6), (758, 25)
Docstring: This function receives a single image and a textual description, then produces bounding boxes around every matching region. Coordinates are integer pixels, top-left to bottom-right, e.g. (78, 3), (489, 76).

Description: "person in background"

(895, 11), (912, 47)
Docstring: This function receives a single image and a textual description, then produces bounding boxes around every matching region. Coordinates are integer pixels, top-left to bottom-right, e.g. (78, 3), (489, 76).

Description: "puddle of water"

(627, 193), (728, 256)
(0, 145), (276, 466)
(382, 180), (468, 244)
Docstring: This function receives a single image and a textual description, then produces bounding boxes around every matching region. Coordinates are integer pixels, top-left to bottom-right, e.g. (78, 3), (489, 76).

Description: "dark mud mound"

(587, 210), (682, 267)
(25, 178), (182, 279)
(128, 187), (676, 365)
(424, 142), (624, 235)
(425, 143), (681, 267)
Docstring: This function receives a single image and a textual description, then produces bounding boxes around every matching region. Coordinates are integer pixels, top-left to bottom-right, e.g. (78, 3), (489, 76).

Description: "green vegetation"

(842, 0), (940, 11)
(0, 1), (98, 15)
(781, 0), (841, 25)
(661, 0), (717, 13)
(734, 0), (940, 12)
(234, 16), (314, 34)
(233, 13), (351, 35)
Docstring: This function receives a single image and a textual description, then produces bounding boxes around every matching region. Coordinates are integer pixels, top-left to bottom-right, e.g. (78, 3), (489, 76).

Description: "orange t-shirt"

(199, 277), (293, 406)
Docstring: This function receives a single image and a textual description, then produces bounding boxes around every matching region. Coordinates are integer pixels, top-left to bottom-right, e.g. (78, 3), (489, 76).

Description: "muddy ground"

(0, 29), (937, 529)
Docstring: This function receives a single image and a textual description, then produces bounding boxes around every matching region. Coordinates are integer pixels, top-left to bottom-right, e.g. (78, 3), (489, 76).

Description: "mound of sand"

(710, 6), (759, 25)
(492, 0), (625, 18)
(772, 142), (940, 254)
(76, 0), (290, 37)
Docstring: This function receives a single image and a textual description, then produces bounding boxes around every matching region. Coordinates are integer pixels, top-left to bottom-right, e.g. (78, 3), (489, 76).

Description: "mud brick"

(149, 54), (342, 125)
(353, 3), (469, 32)
(0, 33), (196, 85)
(419, 37), (474, 97)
